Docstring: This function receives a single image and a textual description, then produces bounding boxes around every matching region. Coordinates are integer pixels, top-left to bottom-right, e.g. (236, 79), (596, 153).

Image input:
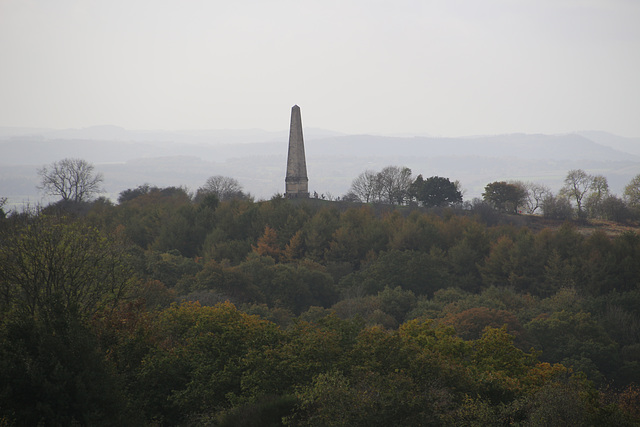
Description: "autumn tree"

(37, 158), (104, 202)
(253, 226), (283, 260)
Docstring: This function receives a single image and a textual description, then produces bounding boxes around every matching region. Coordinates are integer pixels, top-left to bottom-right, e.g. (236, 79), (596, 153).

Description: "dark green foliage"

(525, 311), (619, 384)
(0, 303), (130, 426)
(483, 181), (528, 214)
(410, 175), (462, 207)
(542, 193), (575, 220)
(600, 195), (631, 222)
(213, 394), (298, 427)
(0, 215), (132, 317)
(2, 190), (640, 425)
(118, 183), (154, 203)
(340, 249), (449, 296)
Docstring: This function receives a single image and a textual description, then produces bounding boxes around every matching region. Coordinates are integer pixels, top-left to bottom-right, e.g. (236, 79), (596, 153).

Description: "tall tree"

(585, 175), (610, 219)
(624, 174), (640, 209)
(560, 169), (594, 218)
(37, 158), (104, 203)
(410, 175), (462, 207)
(377, 166), (412, 205)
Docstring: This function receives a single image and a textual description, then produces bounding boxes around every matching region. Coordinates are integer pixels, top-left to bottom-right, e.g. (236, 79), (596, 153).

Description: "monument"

(285, 105), (309, 198)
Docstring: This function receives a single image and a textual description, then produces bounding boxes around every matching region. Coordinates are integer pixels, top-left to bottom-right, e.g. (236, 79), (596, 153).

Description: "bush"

(542, 194), (574, 220)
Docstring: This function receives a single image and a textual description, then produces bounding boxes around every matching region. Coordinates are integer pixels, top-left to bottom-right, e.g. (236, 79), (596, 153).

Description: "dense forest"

(2, 165), (640, 425)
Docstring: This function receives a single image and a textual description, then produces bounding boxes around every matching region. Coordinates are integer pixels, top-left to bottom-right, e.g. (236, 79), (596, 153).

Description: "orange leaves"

(252, 226), (282, 261)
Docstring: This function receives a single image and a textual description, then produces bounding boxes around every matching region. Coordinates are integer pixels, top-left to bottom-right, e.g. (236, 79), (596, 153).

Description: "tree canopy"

(410, 175), (462, 207)
(482, 181), (528, 214)
(1, 162), (640, 424)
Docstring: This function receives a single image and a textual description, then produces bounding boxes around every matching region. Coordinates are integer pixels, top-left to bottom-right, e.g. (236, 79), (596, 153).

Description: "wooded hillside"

(1, 193), (640, 425)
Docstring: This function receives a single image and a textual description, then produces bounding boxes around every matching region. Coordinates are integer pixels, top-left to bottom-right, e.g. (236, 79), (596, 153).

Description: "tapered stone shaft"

(285, 105), (309, 198)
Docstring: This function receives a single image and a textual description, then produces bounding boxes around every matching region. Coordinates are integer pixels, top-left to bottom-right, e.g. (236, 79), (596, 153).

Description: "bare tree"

(560, 169), (593, 218)
(377, 166), (412, 205)
(37, 158), (104, 202)
(349, 170), (380, 203)
(195, 175), (248, 201)
(512, 181), (551, 214)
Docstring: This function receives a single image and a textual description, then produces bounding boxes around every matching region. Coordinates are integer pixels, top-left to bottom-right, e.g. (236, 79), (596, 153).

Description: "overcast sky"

(1, 0), (639, 137)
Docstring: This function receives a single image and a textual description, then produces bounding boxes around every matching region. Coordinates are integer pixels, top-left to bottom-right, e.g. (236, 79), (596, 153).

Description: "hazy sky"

(1, 0), (639, 137)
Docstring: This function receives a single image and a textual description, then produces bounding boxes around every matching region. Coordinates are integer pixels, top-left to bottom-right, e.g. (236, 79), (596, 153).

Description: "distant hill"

(1, 127), (639, 208)
(577, 131), (640, 157)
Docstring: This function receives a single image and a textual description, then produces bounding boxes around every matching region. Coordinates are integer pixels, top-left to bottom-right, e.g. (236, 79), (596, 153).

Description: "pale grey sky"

(1, 0), (639, 137)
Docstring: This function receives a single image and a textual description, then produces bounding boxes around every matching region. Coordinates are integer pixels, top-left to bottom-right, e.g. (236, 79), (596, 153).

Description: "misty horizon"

(2, 1), (639, 209)
(2, 125), (639, 211)
(1, 1), (639, 137)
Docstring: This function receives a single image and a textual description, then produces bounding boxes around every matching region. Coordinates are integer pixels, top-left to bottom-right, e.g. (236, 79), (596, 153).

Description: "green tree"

(410, 175), (462, 208)
(542, 193), (574, 220)
(624, 173), (640, 210)
(585, 174), (610, 219)
(443, 307), (523, 342)
(560, 169), (594, 218)
(0, 214), (135, 425)
(135, 301), (281, 423)
(118, 183), (154, 203)
(525, 311), (618, 384)
(326, 206), (388, 268)
(340, 249), (449, 297)
(482, 181), (528, 214)
(0, 305), (130, 425)
(0, 215), (132, 317)
(116, 186), (194, 249)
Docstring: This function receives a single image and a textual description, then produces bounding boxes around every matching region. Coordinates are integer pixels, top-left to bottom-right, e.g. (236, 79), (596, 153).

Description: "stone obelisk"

(285, 105), (309, 198)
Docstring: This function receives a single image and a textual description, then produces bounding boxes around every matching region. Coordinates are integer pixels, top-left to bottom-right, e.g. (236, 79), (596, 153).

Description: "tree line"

(0, 158), (639, 424)
(346, 164), (640, 222)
